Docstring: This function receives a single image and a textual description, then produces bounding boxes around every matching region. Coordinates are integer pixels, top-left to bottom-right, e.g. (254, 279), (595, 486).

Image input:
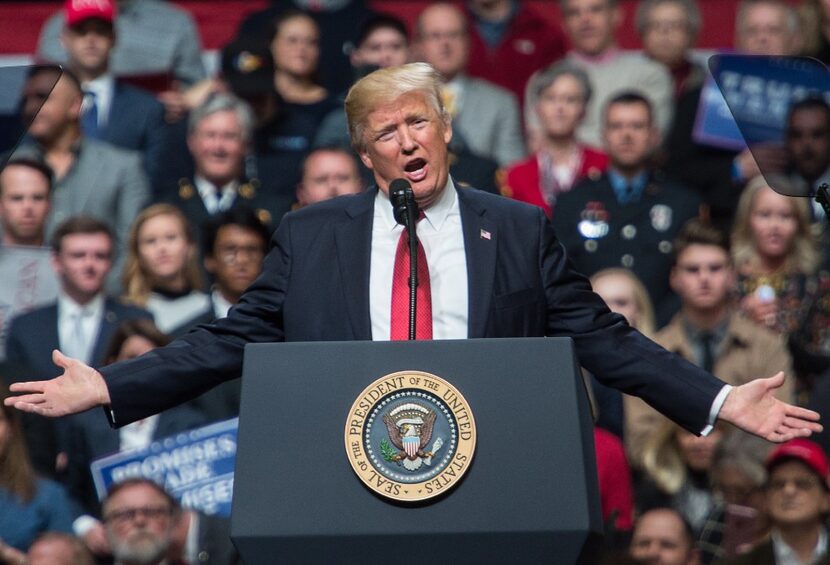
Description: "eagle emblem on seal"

(381, 403), (444, 471)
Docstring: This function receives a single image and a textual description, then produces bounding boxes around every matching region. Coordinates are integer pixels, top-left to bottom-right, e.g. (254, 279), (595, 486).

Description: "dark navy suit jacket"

(102, 186), (725, 432)
(99, 82), (168, 188)
(5, 298), (153, 380)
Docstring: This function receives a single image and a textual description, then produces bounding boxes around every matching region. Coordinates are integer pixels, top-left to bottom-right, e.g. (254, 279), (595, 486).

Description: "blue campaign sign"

(91, 418), (238, 517)
(695, 55), (829, 151)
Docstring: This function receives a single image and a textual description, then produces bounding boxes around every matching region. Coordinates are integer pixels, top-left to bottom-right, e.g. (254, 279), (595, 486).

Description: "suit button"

(198, 550), (210, 562)
(621, 254), (634, 268)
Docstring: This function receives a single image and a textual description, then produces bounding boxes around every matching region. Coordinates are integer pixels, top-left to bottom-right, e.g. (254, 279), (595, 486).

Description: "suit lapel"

(457, 188), (497, 338)
(334, 189), (375, 340)
(43, 305), (60, 358)
(90, 300), (119, 365)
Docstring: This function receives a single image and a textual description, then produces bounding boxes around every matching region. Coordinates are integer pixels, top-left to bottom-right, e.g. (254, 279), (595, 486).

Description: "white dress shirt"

(212, 288), (233, 318)
(57, 292), (104, 364)
(369, 178), (468, 341)
(81, 73), (115, 129)
(194, 176), (239, 215)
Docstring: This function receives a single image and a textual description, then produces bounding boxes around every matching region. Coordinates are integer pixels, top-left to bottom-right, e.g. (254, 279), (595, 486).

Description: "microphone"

(389, 178), (419, 228)
(389, 178), (421, 340)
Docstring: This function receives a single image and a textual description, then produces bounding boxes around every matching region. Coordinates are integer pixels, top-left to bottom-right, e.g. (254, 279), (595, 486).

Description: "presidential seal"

(344, 371), (476, 502)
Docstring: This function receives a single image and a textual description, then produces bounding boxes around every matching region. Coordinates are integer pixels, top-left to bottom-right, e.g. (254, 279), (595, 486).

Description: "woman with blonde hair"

(638, 419), (727, 535)
(122, 204), (210, 334)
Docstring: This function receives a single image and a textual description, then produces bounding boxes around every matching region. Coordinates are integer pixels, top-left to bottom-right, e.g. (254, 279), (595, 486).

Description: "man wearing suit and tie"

(163, 93), (292, 235)
(19, 66), (150, 292)
(414, 2), (525, 168)
(5, 64), (822, 450)
(4, 216), (151, 484)
(59, 0), (168, 193)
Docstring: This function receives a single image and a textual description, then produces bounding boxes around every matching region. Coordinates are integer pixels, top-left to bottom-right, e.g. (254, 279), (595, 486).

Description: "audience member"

(636, 0), (706, 98)
(785, 97), (830, 226)
(503, 62), (608, 218)
(6, 217), (151, 382)
(58, 0), (168, 192)
(65, 319), (205, 558)
(639, 421), (726, 535)
(164, 93), (287, 233)
(415, 2), (525, 168)
(464, 0), (567, 104)
(589, 268), (656, 441)
(121, 205), (210, 335)
(629, 507), (701, 565)
(296, 146), (365, 208)
(731, 176), (825, 396)
(663, 0), (800, 228)
(236, 0), (378, 96)
(698, 432), (771, 564)
(559, 0), (673, 148)
(263, 10), (339, 161)
(595, 426), (636, 536)
(313, 14), (411, 149)
(718, 439), (830, 564)
(26, 532), (94, 565)
(181, 208), (270, 424)
(168, 503), (238, 565)
(801, 0), (830, 64)
(0, 385), (73, 552)
(101, 479), (179, 565)
(19, 67), (150, 290)
(661, 220), (793, 389)
(37, 0), (206, 86)
(0, 154), (52, 248)
(2, 215), (150, 486)
(553, 92), (700, 325)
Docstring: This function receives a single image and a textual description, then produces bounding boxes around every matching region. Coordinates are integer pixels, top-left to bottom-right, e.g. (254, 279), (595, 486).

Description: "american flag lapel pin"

(480, 228), (491, 240)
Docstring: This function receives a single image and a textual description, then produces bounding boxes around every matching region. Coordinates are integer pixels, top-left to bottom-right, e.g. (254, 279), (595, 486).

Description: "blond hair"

(731, 175), (819, 275)
(344, 62), (450, 151)
(590, 268), (657, 338)
(122, 204), (204, 307)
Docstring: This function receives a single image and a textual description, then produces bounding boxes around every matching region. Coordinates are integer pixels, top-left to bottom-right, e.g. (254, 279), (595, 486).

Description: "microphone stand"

(404, 189), (419, 341)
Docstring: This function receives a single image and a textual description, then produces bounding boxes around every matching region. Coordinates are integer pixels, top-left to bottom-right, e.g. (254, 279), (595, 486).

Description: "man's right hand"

(3, 350), (110, 417)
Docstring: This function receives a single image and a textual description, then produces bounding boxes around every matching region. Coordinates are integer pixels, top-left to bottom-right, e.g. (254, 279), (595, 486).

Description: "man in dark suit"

(4, 216), (150, 492)
(162, 93), (292, 234)
(554, 91), (701, 326)
(59, 0), (168, 193)
(4, 63), (821, 447)
(5, 217), (151, 380)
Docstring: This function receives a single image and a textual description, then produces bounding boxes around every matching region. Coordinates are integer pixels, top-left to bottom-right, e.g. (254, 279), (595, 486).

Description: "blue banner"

(90, 418), (238, 517)
(695, 55), (829, 150)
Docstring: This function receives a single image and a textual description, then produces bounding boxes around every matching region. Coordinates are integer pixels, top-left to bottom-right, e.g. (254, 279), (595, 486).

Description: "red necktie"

(390, 218), (432, 340)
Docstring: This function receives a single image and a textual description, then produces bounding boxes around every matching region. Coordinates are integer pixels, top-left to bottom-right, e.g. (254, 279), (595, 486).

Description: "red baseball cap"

(65, 0), (116, 27)
(766, 438), (830, 485)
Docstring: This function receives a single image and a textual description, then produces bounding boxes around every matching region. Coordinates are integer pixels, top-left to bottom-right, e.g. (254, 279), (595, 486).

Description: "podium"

(231, 338), (603, 564)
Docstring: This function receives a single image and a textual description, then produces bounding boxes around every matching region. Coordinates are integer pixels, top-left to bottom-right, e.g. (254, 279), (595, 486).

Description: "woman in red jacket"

(501, 62), (608, 219)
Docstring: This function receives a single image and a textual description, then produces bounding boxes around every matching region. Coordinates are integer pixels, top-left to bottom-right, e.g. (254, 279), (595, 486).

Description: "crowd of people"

(0, 0), (830, 563)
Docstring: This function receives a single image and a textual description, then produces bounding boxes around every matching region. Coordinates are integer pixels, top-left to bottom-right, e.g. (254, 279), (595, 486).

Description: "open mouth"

(404, 158), (428, 183)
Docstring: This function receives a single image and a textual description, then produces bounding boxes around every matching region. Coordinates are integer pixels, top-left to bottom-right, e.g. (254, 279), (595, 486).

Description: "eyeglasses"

(104, 505), (173, 525)
(216, 245), (264, 265)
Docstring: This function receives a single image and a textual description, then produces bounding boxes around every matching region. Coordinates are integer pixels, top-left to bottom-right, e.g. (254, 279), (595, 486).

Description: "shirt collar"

(194, 176), (239, 199)
(82, 73), (114, 98)
(58, 292), (104, 319)
(211, 288), (233, 318)
(772, 527), (828, 564)
(374, 176), (457, 233)
(608, 168), (649, 204)
(569, 47), (620, 65)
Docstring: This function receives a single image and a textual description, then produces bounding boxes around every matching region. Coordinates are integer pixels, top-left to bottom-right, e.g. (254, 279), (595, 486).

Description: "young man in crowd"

(0, 154), (52, 248)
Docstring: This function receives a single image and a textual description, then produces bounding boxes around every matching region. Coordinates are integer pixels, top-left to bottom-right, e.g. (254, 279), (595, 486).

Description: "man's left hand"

(719, 372), (822, 441)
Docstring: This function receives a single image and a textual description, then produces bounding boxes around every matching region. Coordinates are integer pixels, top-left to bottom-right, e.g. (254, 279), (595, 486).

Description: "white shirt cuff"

(73, 514), (99, 537)
(701, 384), (732, 436)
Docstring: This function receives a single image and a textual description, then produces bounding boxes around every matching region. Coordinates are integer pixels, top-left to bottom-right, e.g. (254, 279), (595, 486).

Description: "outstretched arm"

(3, 350), (109, 417)
(718, 372), (822, 441)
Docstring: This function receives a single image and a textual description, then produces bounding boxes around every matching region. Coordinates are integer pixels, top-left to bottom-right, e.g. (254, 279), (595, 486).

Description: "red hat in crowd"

(65, 0), (116, 27)
(766, 438), (830, 486)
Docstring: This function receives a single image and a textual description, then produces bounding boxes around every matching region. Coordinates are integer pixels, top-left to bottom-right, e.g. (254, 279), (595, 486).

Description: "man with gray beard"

(102, 479), (179, 565)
